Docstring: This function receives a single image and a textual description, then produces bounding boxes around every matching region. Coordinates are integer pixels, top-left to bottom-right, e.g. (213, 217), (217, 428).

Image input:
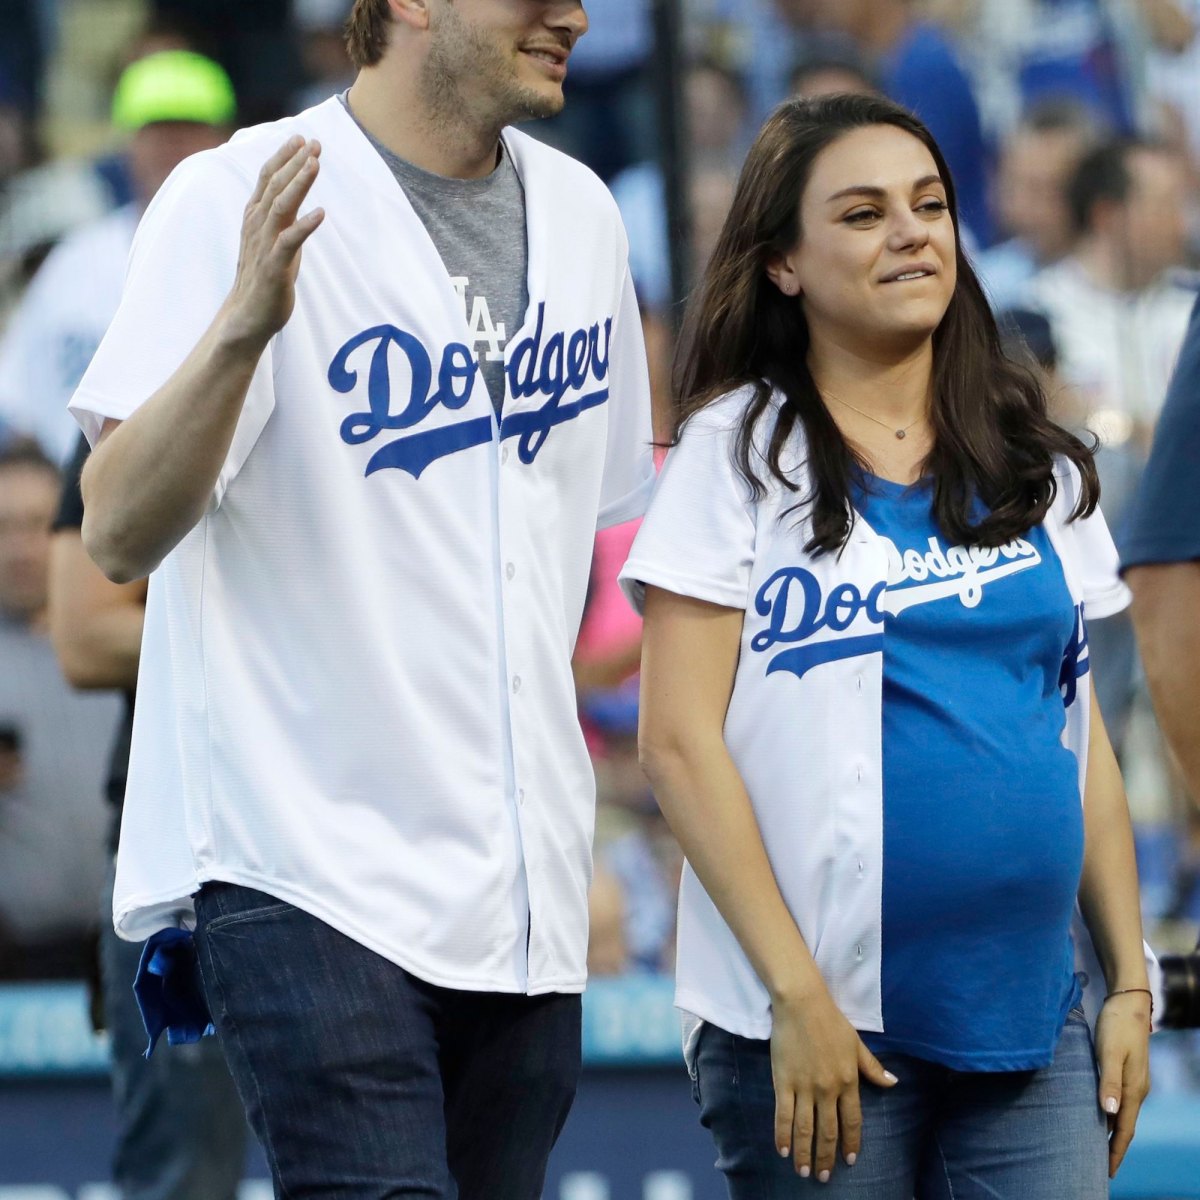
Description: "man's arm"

(1127, 562), (1200, 801)
(82, 137), (324, 583)
(48, 530), (146, 690)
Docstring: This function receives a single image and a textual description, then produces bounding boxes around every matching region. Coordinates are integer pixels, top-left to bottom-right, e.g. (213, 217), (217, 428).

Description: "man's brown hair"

(345, 0), (392, 68)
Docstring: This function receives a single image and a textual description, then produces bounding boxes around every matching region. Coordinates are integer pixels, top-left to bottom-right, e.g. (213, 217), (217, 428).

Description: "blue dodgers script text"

(328, 303), (613, 478)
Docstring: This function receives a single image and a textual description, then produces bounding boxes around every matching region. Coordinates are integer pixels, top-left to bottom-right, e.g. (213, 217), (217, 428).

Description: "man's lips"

(521, 46), (570, 77)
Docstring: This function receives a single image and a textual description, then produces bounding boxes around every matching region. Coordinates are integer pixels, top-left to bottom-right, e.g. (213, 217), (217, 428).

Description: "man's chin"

(505, 81), (566, 123)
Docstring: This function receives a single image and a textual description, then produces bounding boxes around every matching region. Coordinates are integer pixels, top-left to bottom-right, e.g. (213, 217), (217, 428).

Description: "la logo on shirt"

(451, 276), (507, 365)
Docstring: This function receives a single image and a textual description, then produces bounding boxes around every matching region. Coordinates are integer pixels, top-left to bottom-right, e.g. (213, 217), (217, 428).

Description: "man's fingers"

(256, 141), (320, 225)
(275, 207), (326, 259)
(267, 155), (321, 234)
(251, 136), (305, 206)
(791, 1099), (814, 1179)
(813, 1096), (840, 1182)
(838, 1089), (863, 1166)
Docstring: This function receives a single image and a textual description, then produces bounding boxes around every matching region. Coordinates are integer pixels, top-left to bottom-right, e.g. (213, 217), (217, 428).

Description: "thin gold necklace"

(824, 392), (925, 440)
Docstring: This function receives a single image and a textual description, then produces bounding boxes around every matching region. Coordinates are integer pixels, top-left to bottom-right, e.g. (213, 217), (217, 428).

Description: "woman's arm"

(638, 584), (896, 1183)
(1077, 688), (1151, 1178)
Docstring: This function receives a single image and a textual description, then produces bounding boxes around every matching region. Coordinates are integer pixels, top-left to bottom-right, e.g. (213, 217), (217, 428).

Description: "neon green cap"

(111, 50), (237, 132)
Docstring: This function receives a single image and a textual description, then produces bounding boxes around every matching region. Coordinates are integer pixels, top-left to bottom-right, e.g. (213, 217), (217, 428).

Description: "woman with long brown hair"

(619, 93), (1151, 1198)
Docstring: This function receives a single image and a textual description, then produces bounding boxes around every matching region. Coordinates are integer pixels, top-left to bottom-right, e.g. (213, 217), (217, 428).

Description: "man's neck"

(1073, 236), (1159, 295)
(859, 4), (911, 56)
(347, 67), (501, 180)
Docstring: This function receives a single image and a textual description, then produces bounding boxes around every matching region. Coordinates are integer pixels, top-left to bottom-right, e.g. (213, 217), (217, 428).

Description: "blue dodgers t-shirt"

(854, 475), (1083, 1070)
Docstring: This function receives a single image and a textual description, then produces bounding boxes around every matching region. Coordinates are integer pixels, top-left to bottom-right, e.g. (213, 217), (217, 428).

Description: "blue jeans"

(193, 881), (581, 1199)
(100, 865), (247, 1200)
(692, 1009), (1109, 1198)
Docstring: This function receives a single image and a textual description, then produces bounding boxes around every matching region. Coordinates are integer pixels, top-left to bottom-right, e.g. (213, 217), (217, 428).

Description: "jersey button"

(518, 788), (526, 806)
(501, 446), (510, 465)
(512, 675), (522, 694)
(506, 562), (516, 580)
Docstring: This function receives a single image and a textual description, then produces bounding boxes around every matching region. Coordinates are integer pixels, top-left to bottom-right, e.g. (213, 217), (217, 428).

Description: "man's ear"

(388, 0), (431, 32)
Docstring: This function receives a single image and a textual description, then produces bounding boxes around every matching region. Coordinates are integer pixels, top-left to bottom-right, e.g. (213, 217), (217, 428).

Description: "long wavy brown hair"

(673, 93), (1099, 554)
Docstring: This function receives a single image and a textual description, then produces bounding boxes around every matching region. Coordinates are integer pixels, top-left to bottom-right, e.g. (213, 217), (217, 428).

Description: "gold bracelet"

(1105, 987), (1154, 1012)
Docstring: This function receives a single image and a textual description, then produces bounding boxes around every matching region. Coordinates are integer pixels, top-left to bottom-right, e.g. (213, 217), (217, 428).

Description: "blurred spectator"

(534, 0), (655, 182)
(1025, 136), (1195, 450)
(808, 0), (995, 246)
(49, 433), (248, 1200)
(788, 45), (877, 99)
(1145, 0), (1200, 178)
(149, 0), (303, 125)
(1025, 135), (1196, 751)
(293, 0), (355, 110)
(0, 440), (118, 979)
(587, 685), (682, 975)
(970, 0), (1138, 137)
(610, 58), (746, 313)
(0, 0), (52, 119)
(976, 100), (1102, 311)
(0, 50), (234, 463)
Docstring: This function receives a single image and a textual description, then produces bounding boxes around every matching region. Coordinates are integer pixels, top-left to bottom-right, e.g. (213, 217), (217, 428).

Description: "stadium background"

(0, 0), (1198, 1196)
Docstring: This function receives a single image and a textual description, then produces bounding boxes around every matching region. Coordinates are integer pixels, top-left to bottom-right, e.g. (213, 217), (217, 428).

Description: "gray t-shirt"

(341, 95), (529, 414)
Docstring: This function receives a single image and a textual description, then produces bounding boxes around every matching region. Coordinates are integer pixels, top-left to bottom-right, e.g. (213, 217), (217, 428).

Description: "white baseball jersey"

(0, 204), (139, 463)
(70, 97), (655, 995)
(619, 388), (1156, 1038)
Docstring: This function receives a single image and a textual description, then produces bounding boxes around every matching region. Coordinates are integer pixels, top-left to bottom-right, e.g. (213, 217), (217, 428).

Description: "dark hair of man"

(1065, 136), (1167, 237)
(673, 92), (1099, 556)
(0, 437), (59, 482)
(345, 0), (391, 69)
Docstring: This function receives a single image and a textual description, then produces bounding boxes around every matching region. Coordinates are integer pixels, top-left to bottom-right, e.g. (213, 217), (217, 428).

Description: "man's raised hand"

(222, 137), (325, 348)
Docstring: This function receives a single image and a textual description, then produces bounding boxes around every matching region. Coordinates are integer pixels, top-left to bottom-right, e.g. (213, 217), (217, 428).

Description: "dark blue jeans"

(692, 1009), (1109, 1198)
(193, 882), (581, 1199)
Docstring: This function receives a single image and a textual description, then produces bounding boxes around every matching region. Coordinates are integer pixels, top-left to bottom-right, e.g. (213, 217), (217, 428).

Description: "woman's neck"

(808, 338), (935, 428)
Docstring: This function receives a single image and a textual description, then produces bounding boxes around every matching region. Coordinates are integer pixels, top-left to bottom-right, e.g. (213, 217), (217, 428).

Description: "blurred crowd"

(0, 0), (1198, 1000)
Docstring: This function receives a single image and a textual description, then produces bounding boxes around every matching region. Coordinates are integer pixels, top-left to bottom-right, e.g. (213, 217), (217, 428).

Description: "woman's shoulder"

(680, 382), (800, 452)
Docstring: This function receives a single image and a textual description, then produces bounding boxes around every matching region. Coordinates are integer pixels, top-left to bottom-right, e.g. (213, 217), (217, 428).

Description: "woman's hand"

(1094, 992), (1151, 1177)
(771, 987), (898, 1181)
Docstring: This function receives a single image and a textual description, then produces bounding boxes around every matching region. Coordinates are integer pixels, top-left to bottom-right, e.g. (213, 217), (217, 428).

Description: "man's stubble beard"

(422, 8), (564, 132)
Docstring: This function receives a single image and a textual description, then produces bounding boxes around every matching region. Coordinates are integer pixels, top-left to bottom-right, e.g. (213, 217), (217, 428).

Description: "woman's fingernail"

(884, 1071), (899, 1084)
(819, 1170), (831, 1183)
(800, 1165), (811, 1178)
(846, 1152), (858, 1166)
(779, 1146), (790, 1158)
(1105, 1097), (1119, 1114)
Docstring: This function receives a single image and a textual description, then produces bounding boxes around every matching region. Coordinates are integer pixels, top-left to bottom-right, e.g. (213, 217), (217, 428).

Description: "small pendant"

(895, 429), (906, 439)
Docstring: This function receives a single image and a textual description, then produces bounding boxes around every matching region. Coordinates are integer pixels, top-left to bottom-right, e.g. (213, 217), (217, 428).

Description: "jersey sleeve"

(596, 266), (655, 531)
(68, 151), (275, 508)
(619, 394), (758, 614)
(1055, 459), (1131, 619)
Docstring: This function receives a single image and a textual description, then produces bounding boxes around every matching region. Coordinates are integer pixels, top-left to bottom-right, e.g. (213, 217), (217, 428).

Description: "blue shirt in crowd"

(854, 475), (1083, 1070)
(880, 22), (994, 248)
(1122, 296), (1200, 569)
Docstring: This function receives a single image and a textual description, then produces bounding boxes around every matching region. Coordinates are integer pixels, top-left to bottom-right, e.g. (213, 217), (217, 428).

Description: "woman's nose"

(887, 209), (932, 251)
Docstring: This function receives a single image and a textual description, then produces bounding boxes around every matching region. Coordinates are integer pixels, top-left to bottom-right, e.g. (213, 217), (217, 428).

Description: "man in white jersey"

(71, 2), (655, 1197)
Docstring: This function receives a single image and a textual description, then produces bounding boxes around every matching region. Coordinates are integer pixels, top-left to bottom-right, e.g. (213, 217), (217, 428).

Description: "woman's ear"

(765, 253), (801, 298)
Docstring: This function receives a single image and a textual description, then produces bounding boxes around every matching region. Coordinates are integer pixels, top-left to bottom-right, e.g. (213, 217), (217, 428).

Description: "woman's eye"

(917, 200), (949, 215)
(843, 208), (880, 224)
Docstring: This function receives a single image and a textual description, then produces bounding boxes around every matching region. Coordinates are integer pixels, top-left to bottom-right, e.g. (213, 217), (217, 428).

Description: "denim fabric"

(193, 881), (581, 1199)
(99, 866), (247, 1200)
(692, 1009), (1109, 1199)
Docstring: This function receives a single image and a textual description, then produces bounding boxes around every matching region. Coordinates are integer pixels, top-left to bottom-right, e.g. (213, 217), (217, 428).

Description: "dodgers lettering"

(752, 567), (886, 681)
(328, 304), (612, 479)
